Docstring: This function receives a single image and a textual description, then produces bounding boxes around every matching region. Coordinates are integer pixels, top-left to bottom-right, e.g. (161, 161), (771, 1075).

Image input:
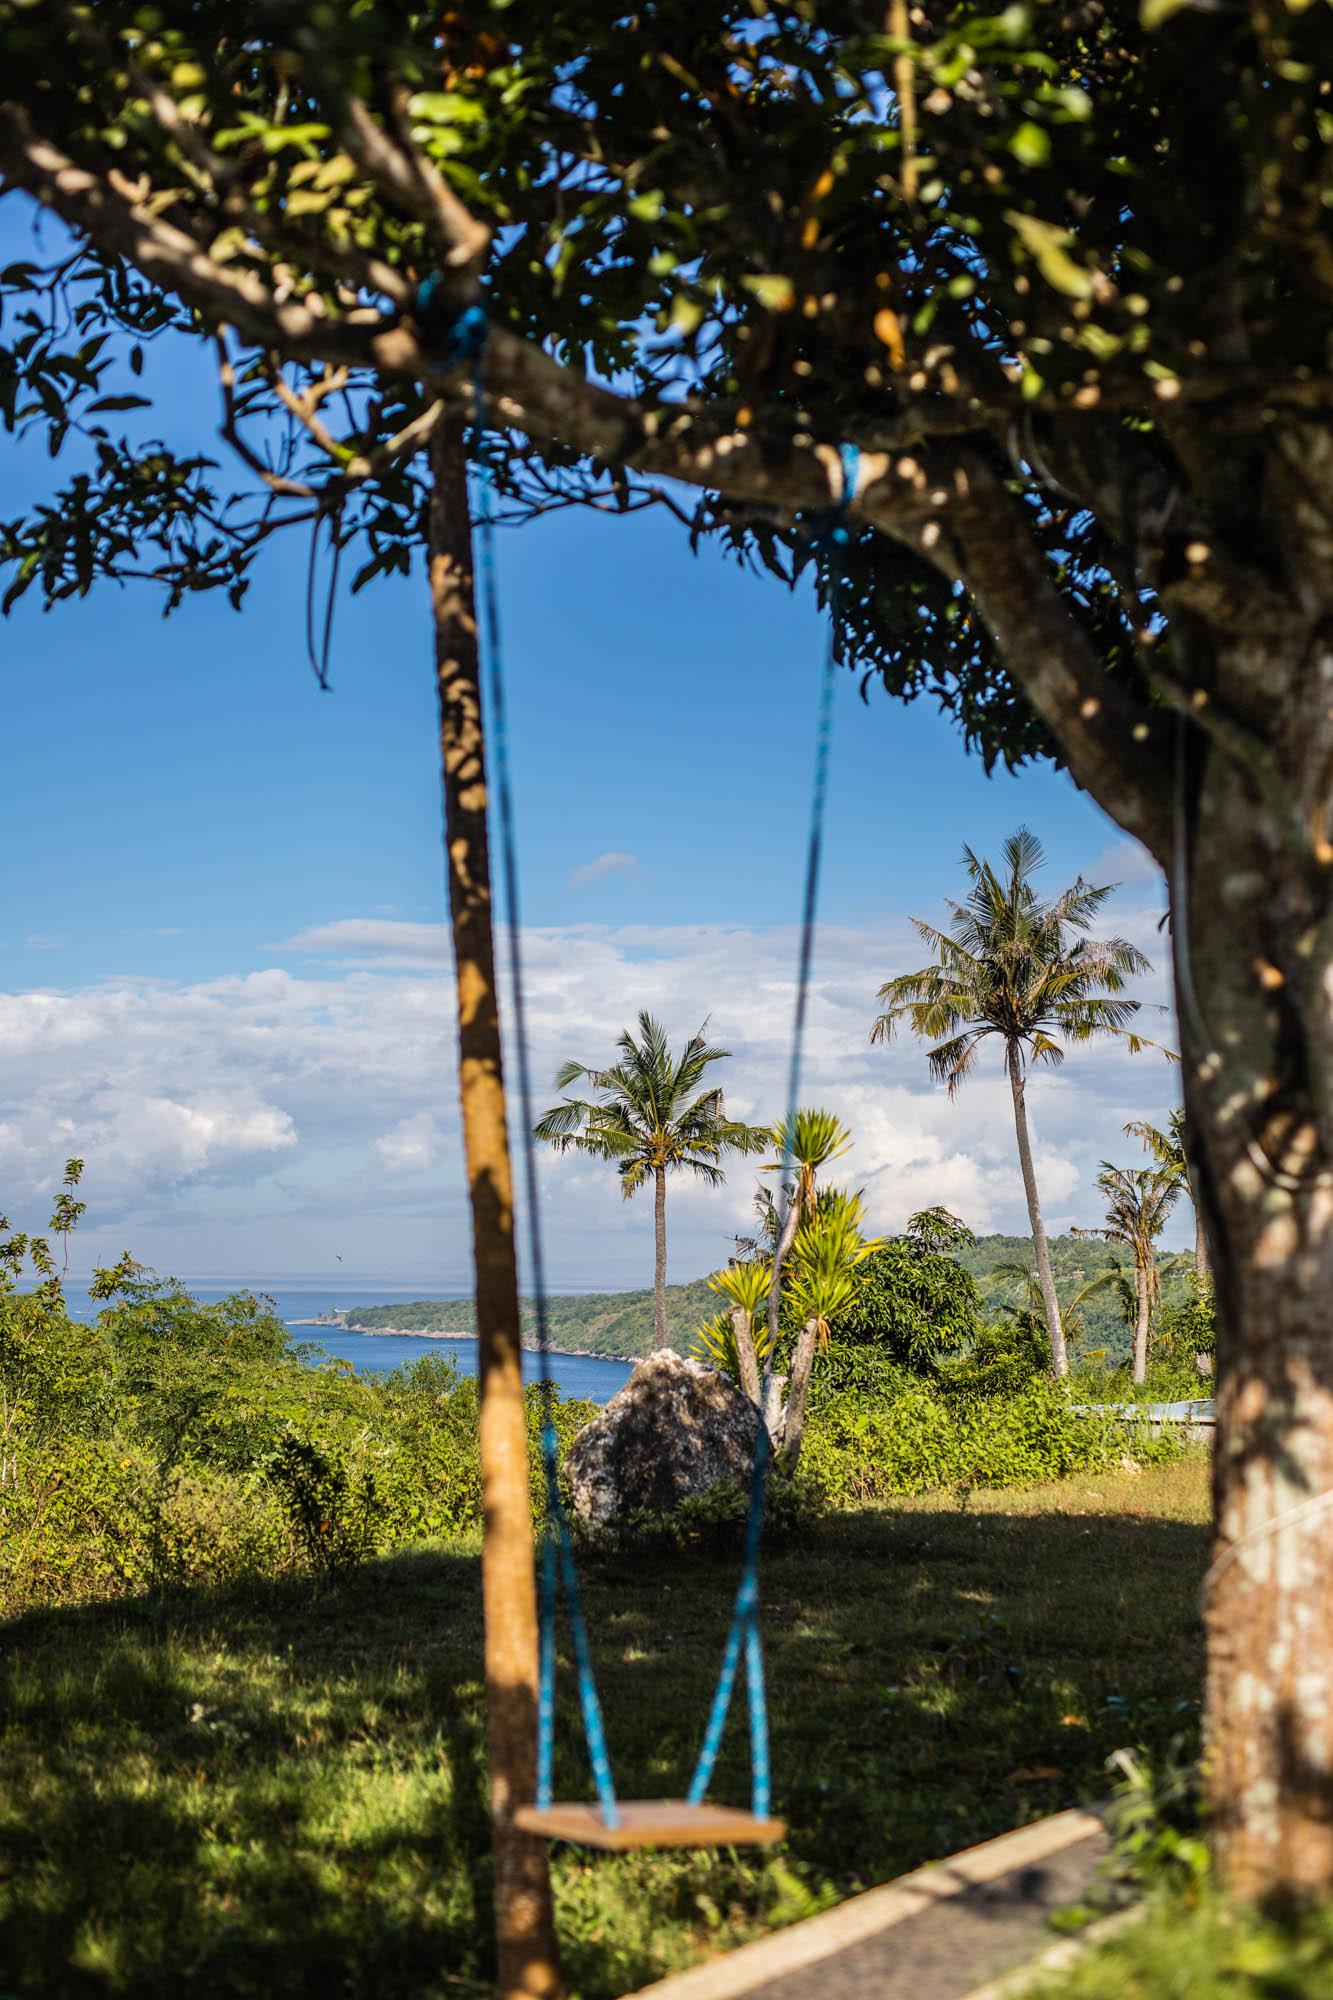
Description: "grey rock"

(563, 1348), (763, 1525)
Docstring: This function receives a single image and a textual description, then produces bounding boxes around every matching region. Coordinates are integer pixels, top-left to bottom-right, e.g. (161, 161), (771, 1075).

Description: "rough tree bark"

(428, 415), (561, 2000)
(729, 1304), (762, 1405)
(780, 1316), (821, 1470)
(1173, 676), (1333, 1901)
(653, 1161), (669, 1347)
(1006, 1044), (1068, 1377)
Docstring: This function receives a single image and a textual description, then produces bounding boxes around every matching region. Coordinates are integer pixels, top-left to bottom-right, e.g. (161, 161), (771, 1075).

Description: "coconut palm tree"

(534, 1012), (769, 1345)
(1124, 1108), (1205, 1280)
(1075, 1162), (1182, 1383)
(870, 827), (1152, 1377)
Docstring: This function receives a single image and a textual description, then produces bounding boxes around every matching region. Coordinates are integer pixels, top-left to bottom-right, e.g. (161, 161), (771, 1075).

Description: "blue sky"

(0, 197), (1185, 1291)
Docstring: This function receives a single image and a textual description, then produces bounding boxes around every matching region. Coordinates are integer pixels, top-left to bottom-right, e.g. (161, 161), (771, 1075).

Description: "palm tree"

(1075, 1162), (1182, 1383)
(870, 827), (1152, 1377)
(1124, 1108), (1206, 1281)
(534, 1012), (769, 1345)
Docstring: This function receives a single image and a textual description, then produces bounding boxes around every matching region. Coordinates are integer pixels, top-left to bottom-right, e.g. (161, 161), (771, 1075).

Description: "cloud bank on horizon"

(0, 861), (1183, 1287)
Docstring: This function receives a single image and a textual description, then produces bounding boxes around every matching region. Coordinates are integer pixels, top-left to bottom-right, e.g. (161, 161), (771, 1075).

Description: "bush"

(798, 1374), (1185, 1507)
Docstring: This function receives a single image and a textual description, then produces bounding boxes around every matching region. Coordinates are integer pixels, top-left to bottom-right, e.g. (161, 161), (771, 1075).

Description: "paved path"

(628, 1809), (1110, 2000)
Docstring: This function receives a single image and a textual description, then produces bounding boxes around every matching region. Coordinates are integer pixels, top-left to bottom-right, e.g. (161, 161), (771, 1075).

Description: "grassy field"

(0, 1455), (1209, 1999)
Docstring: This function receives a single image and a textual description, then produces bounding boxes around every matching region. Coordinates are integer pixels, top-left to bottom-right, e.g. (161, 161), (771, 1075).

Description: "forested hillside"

(340, 1280), (717, 1359)
(957, 1233), (1196, 1360)
(338, 1230), (1195, 1363)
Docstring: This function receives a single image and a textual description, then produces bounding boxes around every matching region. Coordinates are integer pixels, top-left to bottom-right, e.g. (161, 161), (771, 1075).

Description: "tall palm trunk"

(764, 1189), (803, 1378)
(1132, 1254), (1150, 1384)
(653, 1161), (668, 1346)
(1006, 1041), (1068, 1376)
(428, 419), (560, 2000)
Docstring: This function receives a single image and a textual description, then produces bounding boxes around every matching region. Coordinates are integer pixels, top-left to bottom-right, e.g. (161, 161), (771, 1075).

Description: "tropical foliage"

(872, 827), (1153, 1377)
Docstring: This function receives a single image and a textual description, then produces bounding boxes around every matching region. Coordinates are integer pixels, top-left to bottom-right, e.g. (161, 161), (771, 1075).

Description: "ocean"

(59, 1282), (634, 1407)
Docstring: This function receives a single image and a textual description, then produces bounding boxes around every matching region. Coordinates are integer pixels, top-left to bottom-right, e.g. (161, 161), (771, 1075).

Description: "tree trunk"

(653, 1161), (668, 1347)
(1132, 1256), (1150, 1385)
(729, 1304), (761, 1404)
(428, 418), (561, 2000)
(780, 1316), (821, 1470)
(764, 1191), (803, 1372)
(1171, 701), (1333, 1902)
(1195, 1208), (1210, 1285)
(1006, 1043), (1068, 1376)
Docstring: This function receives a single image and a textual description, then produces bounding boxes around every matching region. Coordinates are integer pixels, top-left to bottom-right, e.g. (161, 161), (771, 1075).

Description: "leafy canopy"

(2, 4), (1327, 775)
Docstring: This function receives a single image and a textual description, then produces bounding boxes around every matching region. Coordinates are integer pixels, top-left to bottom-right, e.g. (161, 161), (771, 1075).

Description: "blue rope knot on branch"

(413, 279), (487, 368)
(805, 442), (862, 555)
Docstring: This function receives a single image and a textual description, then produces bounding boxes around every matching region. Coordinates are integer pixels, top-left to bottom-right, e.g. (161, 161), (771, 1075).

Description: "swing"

(460, 293), (855, 1850)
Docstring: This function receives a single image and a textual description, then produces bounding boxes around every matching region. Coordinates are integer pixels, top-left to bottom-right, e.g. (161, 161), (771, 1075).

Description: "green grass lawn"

(0, 1456), (1209, 1999)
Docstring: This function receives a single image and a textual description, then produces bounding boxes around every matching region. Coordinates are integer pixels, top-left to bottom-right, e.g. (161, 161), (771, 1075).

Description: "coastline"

(289, 1318), (633, 1364)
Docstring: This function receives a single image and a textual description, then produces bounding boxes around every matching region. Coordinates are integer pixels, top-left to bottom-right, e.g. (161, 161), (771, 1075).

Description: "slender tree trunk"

(1132, 1256), (1150, 1385)
(653, 1162), (668, 1346)
(779, 1316), (822, 1470)
(730, 1304), (761, 1404)
(1195, 1208), (1209, 1285)
(1006, 1043), (1068, 1377)
(428, 419), (560, 2000)
(764, 1191), (802, 1371)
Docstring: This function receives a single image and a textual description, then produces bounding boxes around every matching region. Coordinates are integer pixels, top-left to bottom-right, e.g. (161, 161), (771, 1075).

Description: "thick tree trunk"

(729, 1303), (761, 1404)
(428, 419), (561, 2000)
(780, 1316), (821, 1470)
(1132, 1256), (1150, 1385)
(653, 1162), (668, 1346)
(1006, 1044), (1068, 1376)
(1172, 699), (1333, 1901)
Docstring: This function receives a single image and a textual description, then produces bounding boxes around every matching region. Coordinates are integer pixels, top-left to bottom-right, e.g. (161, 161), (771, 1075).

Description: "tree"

(4, 0), (1333, 1903)
(534, 1013), (767, 1346)
(699, 1259), (772, 1404)
(1075, 1162), (1183, 1384)
(1125, 1109), (1206, 1282)
(829, 1206), (981, 1372)
(871, 829), (1152, 1378)
(779, 1188), (884, 1470)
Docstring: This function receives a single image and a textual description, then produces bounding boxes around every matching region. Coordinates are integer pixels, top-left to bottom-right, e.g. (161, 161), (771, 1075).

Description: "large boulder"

(563, 1349), (762, 1526)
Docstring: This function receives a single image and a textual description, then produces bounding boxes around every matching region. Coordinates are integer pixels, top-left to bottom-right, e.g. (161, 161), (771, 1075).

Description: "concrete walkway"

(627, 1809), (1110, 2000)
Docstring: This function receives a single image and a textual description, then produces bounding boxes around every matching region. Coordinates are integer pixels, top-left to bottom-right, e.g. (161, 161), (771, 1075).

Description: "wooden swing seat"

(514, 1799), (786, 1851)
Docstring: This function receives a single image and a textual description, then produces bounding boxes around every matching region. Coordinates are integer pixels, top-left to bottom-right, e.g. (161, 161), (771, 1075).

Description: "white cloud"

(277, 918), (449, 966)
(567, 851), (637, 889)
(156, 927), (184, 937)
(0, 898), (1187, 1285)
(373, 1112), (444, 1176)
(24, 933), (67, 950)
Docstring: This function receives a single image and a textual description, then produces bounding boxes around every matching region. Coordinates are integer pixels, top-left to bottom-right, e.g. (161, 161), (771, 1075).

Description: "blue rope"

(688, 443), (858, 1818)
(462, 298), (620, 1829)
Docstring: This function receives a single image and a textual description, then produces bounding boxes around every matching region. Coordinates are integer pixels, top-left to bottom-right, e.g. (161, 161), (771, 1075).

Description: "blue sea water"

(60, 1283), (634, 1407)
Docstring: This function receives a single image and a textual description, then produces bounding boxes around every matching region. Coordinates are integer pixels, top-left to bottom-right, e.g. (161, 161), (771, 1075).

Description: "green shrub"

(267, 1431), (386, 1572)
(799, 1375), (1185, 1505)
